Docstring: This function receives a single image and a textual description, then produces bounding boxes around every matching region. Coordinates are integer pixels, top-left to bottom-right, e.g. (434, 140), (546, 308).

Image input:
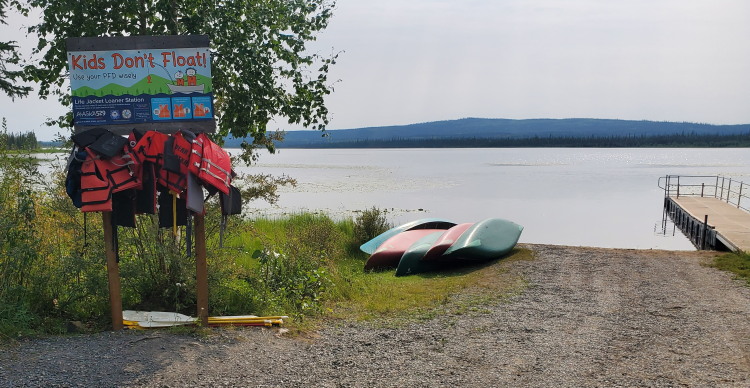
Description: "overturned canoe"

(421, 223), (474, 262)
(394, 231), (447, 277)
(359, 218), (456, 254)
(364, 229), (445, 271)
(443, 218), (523, 261)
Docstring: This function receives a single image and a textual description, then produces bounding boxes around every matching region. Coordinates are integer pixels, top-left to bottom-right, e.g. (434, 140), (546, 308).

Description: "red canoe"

(364, 229), (445, 271)
(421, 223), (474, 261)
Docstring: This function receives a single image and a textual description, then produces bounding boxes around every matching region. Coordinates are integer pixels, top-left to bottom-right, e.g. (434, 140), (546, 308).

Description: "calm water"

(235, 148), (750, 251)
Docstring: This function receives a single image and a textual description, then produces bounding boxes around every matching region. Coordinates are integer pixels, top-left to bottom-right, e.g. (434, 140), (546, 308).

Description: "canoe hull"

(364, 229), (445, 271)
(443, 218), (523, 261)
(395, 231), (446, 276)
(359, 218), (456, 254)
(422, 223), (474, 262)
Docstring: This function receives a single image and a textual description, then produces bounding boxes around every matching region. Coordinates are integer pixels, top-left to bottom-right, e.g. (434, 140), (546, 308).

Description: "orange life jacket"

(80, 145), (140, 212)
(80, 149), (112, 212)
(91, 149), (140, 193)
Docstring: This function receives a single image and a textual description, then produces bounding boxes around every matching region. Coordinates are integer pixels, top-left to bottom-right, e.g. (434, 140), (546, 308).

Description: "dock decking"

(667, 196), (750, 252)
(659, 175), (750, 252)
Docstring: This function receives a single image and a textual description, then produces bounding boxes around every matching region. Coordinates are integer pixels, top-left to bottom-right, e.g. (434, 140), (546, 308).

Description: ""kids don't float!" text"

(70, 51), (208, 70)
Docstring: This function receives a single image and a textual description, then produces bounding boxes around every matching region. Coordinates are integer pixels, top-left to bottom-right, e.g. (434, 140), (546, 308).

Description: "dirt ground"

(2, 244), (750, 387)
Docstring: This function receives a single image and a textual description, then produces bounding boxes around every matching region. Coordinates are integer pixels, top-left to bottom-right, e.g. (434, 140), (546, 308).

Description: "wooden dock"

(666, 196), (750, 252)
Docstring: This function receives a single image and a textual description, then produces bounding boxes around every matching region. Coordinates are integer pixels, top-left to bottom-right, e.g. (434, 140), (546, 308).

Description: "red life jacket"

(161, 130), (196, 194)
(189, 133), (206, 176)
(159, 132), (190, 194)
(133, 130), (168, 164)
(198, 136), (232, 195)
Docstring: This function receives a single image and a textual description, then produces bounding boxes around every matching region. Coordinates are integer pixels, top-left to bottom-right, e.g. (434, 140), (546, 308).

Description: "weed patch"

(710, 251), (750, 285)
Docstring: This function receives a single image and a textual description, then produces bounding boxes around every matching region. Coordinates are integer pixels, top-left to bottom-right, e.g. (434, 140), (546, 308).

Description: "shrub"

(352, 207), (391, 246)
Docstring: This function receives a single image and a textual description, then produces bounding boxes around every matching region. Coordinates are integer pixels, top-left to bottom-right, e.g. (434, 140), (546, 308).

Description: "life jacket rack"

(66, 127), (241, 329)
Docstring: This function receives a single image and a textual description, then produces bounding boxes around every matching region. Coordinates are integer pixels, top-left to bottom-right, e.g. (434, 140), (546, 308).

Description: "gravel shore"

(2, 244), (750, 387)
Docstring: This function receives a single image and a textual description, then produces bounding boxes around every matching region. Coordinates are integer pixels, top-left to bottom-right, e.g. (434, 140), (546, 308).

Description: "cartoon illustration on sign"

(186, 68), (197, 86)
(168, 67), (205, 94)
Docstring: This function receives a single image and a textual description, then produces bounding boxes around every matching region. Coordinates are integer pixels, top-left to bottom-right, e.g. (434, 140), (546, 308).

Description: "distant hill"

(223, 118), (750, 148)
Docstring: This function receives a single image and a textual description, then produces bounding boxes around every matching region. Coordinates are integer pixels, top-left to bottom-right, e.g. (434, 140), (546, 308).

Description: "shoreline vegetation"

(276, 132), (750, 149)
(3, 136), (750, 340)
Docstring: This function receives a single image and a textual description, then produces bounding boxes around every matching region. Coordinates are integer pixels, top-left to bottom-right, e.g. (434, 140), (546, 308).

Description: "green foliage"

(710, 252), (750, 285)
(23, 0), (338, 162)
(253, 249), (331, 318)
(236, 172), (297, 206)
(0, 0), (31, 99)
(352, 207), (391, 247)
(118, 216), (198, 314)
(0, 130), (52, 336)
(212, 214), (347, 320)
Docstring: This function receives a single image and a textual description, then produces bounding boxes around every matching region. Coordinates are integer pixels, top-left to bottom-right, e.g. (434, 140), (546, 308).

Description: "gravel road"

(2, 244), (750, 387)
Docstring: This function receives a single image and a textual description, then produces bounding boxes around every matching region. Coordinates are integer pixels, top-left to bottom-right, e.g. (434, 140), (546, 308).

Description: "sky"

(2, 0), (750, 141)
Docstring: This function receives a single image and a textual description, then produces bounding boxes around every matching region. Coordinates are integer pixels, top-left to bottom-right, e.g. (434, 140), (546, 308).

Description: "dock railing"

(658, 175), (750, 213)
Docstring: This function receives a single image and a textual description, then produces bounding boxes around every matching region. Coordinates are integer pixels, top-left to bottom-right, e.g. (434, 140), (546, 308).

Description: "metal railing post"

(738, 183), (743, 208)
(677, 176), (680, 198)
(721, 176), (726, 201)
(727, 178), (732, 204)
(715, 176), (719, 198)
(714, 175), (719, 198)
(701, 183), (705, 197)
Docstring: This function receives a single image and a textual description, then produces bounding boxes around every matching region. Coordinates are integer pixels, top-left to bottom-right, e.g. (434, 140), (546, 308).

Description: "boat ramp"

(659, 175), (750, 252)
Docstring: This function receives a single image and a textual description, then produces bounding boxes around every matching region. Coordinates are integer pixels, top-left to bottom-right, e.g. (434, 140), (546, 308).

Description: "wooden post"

(194, 214), (209, 326)
(102, 212), (123, 331)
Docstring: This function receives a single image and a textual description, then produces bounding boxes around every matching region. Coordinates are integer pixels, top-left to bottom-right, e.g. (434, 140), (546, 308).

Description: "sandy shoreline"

(2, 244), (750, 387)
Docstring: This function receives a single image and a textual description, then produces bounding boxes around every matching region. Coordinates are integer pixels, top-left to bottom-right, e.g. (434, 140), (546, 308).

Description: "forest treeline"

(285, 132), (750, 149)
(0, 130), (38, 150)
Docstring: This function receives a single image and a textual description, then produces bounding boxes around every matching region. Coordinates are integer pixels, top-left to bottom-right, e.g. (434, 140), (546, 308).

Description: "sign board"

(66, 35), (216, 134)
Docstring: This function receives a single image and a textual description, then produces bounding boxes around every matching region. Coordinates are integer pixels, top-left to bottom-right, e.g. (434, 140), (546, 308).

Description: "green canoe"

(442, 218), (523, 261)
(394, 230), (447, 277)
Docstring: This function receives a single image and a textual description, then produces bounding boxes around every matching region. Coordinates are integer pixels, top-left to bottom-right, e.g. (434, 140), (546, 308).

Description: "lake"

(234, 148), (750, 251)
